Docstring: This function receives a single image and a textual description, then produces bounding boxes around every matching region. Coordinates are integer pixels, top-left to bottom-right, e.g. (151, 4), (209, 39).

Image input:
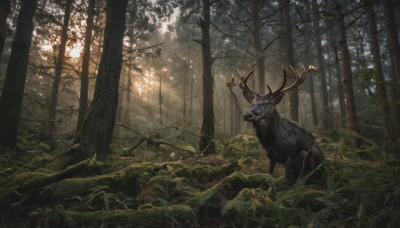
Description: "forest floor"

(1, 132), (400, 227)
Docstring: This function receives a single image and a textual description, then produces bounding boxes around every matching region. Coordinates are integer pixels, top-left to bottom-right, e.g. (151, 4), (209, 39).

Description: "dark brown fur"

(238, 67), (324, 180)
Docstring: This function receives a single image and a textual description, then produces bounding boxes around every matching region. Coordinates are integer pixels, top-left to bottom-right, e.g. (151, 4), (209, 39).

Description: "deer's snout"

(244, 112), (256, 122)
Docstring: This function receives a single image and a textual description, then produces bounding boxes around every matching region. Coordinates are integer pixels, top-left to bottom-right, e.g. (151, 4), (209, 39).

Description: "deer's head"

(236, 66), (318, 123)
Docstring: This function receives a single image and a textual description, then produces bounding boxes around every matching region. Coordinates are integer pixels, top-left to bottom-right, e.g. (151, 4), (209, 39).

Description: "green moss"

(185, 184), (220, 207)
(221, 171), (272, 191)
(66, 205), (195, 226)
(185, 171), (273, 209)
(222, 188), (269, 227)
(173, 162), (239, 183)
(137, 175), (172, 205)
(25, 153), (52, 170)
(52, 162), (163, 201)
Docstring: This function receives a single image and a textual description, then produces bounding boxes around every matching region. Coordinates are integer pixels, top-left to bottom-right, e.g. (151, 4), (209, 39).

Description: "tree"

(280, 0), (298, 122)
(76, 0), (95, 133)
(47, 0), (73, 134)
(74, 0), (129, 160)
(382, 0), (400, 120)
(334, 0), (360, 149)
(367, 2), (398, 152)
(312, 0), (332, 129)
(331, 43), (347, 128)
(198, 0), (216, 154)
(0, 0), (38, 150)
(251, 0), (266, 93)
(0, 0), (11, 64)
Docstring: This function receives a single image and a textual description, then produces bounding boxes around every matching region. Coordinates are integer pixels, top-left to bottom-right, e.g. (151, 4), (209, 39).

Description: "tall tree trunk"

(312, 0), (331, 129)
(331, 44), (346, 127)
(280, 0), (298, 122)
(302, 0), (317, 127)
(182, 67), (186, 119)
(159, 61), (163, 135)
(199, 0), (215, 154)
(0, 0), (11, 64)
(251, 0), (265, 94)
(74, 0), (128, 160)
(334, 0), (361, 149)
(0, 0), (38, 150)
(189, 70), (194, 119)
(235, 102), (240, 134)
(382, 0), (400, 121)
(309, 75), (318, 126)
(76, 0), (95, 133)
(47, 0), (73, 134)
(230, 92), (233, 136)
(115, 68), (125, 138)
(126, 42), (133, 122)
(367, 3), (398, 152)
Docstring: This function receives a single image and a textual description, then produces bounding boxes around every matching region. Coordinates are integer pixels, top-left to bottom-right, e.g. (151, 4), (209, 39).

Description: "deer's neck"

(254, 109), (281, 145)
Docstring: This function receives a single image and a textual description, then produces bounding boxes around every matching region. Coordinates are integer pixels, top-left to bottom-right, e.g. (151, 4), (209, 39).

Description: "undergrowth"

(1, 131), (399, 227)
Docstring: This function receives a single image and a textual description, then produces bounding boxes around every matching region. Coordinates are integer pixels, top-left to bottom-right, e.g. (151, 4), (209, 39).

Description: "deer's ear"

(272, 93), (284, 104)
(242, 90), (255, 103)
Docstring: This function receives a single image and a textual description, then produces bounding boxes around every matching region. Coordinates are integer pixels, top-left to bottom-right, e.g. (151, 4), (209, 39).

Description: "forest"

(0, 0), (400, 227)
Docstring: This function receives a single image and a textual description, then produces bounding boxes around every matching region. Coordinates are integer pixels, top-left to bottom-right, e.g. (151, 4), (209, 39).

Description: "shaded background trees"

(0, 0), (399, 160)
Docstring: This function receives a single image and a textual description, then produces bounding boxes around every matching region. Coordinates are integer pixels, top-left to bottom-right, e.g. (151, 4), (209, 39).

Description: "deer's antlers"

(268, 65), (318, 96)
(228, 65), (318, 100)
(280, 65), (318, 93)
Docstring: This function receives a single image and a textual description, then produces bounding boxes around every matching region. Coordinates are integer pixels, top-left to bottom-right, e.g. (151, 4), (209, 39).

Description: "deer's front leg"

(269, 160), (276, 174)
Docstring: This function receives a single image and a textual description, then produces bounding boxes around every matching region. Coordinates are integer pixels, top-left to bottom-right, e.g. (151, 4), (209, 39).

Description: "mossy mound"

(1, 146), (400, 227)
(65, 205), (196, 227)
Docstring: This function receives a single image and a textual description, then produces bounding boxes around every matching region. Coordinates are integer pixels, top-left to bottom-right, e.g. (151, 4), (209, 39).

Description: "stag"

(234, 66), (324, 180)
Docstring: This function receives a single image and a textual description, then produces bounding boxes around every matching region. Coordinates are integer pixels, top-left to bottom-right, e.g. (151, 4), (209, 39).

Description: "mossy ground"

(1, 134), (400, 227)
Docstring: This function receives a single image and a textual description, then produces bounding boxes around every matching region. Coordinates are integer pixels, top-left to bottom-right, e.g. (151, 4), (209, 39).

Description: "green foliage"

(222, 188), (269, 227)
(1, 134), (400, 227)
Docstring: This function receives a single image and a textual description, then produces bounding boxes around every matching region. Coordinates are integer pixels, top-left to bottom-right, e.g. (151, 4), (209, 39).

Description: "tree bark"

(382, 0), (400, 121)
(115, 68), (125, 138)
(182, 66), (187, 119)
(159, 60), (163, 135)
(367, 3), (398, 151)
(76, 0), (95, 133)
(0, 0), (38, 150)
(331, 44), (346, 127)
(280, 0), (298, 122)
(0, 0), (11, 64)
(334, 0), (361, 149)
(47, 0), (73, 134)
(199, 0), (215, 155)
(74, 0), (128, 160)
(230, 92), (233, 136)
(312, 0), (331, 129)
(251, 0), (265, 94)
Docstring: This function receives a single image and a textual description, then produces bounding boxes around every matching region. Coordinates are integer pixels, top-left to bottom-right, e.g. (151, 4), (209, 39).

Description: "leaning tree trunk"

(382, 0), (400, 121)
(334, 0), (361, 149)
(47, 0), (73, 134)
(280, 0), (298, 122)
(0, 0), (38, 151)
(74, 0), (128, 160)
(0, 0), (11, 64)
(76, 0), (95, 133)
(312, 0), (332, 130)
(199, 0), (215, 155)
(251, 0), (265, 94)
